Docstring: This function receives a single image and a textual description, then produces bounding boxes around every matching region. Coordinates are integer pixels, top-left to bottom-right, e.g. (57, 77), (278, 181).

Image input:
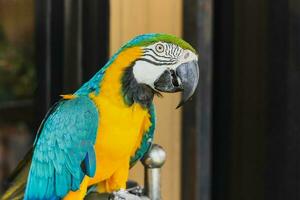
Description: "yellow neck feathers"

(94, 47), (142, 106)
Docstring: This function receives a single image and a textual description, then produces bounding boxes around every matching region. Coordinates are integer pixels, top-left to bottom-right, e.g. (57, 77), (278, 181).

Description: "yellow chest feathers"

(90, 95), (152, 159)
(88, 46), (152, 164)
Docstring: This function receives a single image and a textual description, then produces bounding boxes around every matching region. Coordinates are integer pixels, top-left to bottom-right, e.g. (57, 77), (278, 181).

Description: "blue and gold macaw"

(1, 33), (199, 200)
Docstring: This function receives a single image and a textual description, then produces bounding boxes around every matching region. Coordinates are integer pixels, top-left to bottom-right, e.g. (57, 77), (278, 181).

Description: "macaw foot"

(111, 189), (142, 200)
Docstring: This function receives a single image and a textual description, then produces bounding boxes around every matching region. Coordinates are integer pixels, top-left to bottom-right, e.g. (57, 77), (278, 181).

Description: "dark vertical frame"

(264, 1), (289, 199)
(182, 0), (213, 200)
(35, 0), (109, 123)
(211, 0), (235, 199)
(264, 1), (290, 199)
(227, 0), (267, 199)
(64, 0), (83, 91)
(35, 0), (64, 124)
(212, 0), (268, 199)
(199, 0), (300, 199)
(265, 0), (300, 199)
(82, 0), (110, 81)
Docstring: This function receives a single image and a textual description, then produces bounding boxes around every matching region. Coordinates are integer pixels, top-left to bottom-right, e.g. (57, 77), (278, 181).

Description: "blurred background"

(0, 0), (299, 200)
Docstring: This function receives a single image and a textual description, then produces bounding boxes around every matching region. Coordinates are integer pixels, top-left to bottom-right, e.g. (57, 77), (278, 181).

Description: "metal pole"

(142, 144), (166, 200)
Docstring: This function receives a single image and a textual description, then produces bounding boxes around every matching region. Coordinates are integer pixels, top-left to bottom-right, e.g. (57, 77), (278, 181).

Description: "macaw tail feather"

(0, 148), (33, 200)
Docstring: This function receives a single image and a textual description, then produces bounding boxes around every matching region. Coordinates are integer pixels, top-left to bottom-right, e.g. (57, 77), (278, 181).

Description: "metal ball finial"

(142, 144), (166, 169)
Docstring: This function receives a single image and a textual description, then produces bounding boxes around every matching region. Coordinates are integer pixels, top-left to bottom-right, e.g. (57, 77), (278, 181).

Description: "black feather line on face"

(144, 48), (173, 60)
(143, 53), (174, 63)
(122, 65), (156, 108)
(136, 58), (176, 66)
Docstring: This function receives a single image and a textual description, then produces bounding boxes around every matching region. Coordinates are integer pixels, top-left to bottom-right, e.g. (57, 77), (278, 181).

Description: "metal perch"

(142, 144), (166, 200)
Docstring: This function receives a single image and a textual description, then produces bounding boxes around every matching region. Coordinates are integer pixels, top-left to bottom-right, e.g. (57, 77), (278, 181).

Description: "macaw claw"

(111, 189), (142, 200)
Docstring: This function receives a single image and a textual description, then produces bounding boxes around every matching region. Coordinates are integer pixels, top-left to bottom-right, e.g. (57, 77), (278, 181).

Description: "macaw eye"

(155, 44), (164, 53)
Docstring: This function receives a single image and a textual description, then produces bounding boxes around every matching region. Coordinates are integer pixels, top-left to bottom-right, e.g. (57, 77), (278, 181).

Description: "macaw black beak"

(154, 60), (199, 108)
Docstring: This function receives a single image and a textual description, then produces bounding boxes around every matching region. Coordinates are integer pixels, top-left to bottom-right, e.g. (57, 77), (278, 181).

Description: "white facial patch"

(176, 49), (198, 66)
(133, 60), (169, 88)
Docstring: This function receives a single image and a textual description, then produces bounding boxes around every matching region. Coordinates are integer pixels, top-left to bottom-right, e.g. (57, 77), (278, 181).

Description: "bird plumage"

(1, 33), (198, 200)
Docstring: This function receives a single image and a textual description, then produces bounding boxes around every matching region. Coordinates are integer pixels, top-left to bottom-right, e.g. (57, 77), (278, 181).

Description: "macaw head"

(119, 33), (199, 108)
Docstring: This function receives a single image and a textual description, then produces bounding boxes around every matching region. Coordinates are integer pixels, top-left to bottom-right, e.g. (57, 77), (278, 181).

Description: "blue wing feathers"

(25, 96), (99, 200)
(82, 146), (96, 177)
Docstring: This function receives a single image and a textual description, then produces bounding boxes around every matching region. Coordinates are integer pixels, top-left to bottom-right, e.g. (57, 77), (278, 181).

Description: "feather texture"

(0, 33), (197, 199)
(130, 103), (156, 167)
(24, 96), (98, 200)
